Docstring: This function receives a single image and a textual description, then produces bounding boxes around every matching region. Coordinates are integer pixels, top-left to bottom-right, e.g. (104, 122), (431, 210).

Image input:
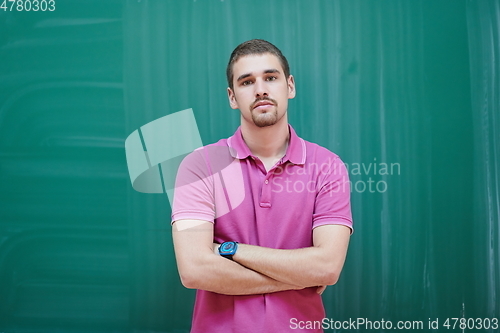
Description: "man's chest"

(212, 160), (320, 248)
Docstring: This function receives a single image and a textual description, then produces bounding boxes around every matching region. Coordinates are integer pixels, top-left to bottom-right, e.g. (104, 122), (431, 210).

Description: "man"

(171, 39), (352, 332)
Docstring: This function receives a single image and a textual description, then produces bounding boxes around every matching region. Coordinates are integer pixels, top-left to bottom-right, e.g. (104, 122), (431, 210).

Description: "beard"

(252, 108), (278, 127)
(249, 97), (280, 127)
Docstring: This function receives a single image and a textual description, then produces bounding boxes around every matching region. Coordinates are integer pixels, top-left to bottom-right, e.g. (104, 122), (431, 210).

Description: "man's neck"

(240, 119), (290, 161)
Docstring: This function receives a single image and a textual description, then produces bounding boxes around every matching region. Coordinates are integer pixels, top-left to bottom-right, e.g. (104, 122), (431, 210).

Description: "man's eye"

(242, 80), (252, 86)
(266, 76), (277, 81)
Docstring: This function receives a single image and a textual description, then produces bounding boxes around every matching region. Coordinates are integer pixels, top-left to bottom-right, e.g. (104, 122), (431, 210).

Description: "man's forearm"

(173, 220), (305, 296)
(231, 244), (336, 288)
(180, 251), (303, 295)
(229, 225), (351, 287)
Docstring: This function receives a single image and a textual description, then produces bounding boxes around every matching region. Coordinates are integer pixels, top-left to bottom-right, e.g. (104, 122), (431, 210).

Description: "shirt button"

(265, 180), (269, 184)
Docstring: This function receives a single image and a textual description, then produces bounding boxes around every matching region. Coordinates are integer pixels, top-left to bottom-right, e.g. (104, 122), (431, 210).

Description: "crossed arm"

(172, 219), (351, 296)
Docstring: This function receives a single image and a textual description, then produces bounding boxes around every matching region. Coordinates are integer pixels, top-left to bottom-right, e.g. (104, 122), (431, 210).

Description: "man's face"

(227, 53), (295, 128)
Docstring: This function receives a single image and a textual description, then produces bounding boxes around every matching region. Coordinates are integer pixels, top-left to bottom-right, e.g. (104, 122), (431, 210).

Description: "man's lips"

(252, 100), (275, 110)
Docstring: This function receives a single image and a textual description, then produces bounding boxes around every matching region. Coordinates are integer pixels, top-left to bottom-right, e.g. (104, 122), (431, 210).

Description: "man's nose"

(254, 78), (268, 97)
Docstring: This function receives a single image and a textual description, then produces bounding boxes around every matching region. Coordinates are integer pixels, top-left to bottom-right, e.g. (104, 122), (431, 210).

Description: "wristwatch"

(218, 241), (238, 260)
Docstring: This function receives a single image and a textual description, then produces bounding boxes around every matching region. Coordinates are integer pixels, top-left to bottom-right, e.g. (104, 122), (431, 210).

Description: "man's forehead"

(232, 53), (283, 75)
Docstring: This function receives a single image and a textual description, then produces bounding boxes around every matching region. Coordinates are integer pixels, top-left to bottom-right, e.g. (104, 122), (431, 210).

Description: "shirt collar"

(227, 125), (306, 165)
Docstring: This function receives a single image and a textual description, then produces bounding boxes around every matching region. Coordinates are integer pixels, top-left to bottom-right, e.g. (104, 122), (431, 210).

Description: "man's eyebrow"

(264, 69), (281, 75)
(236, 73), (252, 82)
(236, 69), (282, 82)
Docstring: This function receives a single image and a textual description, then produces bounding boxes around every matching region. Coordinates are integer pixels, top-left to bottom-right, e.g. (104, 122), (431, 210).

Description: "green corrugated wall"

(0, 0), (499, 332)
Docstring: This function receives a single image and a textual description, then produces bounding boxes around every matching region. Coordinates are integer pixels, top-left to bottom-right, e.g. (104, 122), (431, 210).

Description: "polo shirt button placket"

(260, 177), (272, 208)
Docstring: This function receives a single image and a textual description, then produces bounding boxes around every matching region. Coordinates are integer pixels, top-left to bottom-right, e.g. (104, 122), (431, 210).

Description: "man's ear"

(227, 87), (239, 109)
(287, 75), (296, 99)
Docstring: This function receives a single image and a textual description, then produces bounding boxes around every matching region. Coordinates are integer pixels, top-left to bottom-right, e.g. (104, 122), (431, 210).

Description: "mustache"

(251, 97), (278, 109)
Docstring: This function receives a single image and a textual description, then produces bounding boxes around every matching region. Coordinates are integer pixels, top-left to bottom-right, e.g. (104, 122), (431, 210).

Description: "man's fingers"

(213, 243), (220, 255)
(316, 285), (327, 295)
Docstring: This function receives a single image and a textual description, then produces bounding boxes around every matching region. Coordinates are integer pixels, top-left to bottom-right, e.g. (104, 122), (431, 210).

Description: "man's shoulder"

(301, 138), (342, 164)
(183, 137), (230, 156)
(178, 137), (234, 175)
(204, 136), (231, 147)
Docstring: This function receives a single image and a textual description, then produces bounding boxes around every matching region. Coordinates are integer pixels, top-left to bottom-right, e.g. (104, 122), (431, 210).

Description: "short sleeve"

(312, 155), (353, 233)
(171, 149), (216, 224)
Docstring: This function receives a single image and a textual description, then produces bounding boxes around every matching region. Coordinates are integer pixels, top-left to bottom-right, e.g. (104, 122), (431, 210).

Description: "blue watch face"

(219, 242), (237, 255)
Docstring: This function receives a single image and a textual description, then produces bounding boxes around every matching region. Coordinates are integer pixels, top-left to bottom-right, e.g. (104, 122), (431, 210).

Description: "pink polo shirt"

(172, 125), (353, 333)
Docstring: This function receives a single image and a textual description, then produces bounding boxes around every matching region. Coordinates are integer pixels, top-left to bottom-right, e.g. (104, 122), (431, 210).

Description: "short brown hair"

(226, 39), (290, 89)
